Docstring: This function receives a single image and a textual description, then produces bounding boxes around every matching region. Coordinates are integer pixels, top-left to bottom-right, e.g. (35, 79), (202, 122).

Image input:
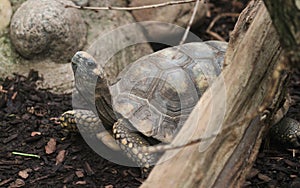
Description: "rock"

(0, 0), (12, 33)
(0, 0), (153, 94)
(10, 0), (87, 62)
(130, 0), (208, 42)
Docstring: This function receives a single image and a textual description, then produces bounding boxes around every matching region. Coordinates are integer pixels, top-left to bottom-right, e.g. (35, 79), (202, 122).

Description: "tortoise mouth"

(71, 52), (83, 74)
(71, 60), (78, 73)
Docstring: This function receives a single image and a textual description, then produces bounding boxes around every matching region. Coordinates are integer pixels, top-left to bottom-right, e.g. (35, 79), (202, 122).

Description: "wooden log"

(263, 0), (300, 68)
(141, 1), (287, 187)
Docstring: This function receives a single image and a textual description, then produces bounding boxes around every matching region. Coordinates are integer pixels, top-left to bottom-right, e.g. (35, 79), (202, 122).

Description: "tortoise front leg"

(59, 109), (120, 150)
(112, 118), (158, 170)
(59, 109), (103, 134)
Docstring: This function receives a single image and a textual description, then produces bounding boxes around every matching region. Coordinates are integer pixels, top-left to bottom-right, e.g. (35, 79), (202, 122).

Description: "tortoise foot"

(112, 118), (157, 169)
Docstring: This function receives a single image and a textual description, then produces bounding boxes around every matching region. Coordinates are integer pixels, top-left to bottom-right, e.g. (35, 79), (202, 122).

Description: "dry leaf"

(55, 150), (66, 165)
(75, 181), (86, 185)
(75, 170), (84, 178)
(18, 168), (32, 179)
(257, 173), (272, 182)
(31, 132), (41, 137)
(8, 178), (25, 188)
(45, 138), (56, 154)
(246, 168), (260, 179)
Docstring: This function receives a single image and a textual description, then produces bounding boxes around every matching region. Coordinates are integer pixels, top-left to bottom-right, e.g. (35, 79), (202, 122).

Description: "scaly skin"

(59, 109), (157, 170)
(59, 109), (102, 134)
(112, 118), (157, 169)
(270, 117), (300, 148)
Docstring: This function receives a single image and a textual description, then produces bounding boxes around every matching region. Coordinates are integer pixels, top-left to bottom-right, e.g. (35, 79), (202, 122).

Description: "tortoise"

(59, 41), (227, 168)
(59, 41), (300, 169)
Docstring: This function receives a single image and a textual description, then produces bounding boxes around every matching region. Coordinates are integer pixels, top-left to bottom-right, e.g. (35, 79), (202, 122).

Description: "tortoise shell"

(109, 41), (227, 143)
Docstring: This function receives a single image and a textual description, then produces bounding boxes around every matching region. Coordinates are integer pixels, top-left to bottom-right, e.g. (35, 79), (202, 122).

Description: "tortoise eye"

(87, 60), (95, 67)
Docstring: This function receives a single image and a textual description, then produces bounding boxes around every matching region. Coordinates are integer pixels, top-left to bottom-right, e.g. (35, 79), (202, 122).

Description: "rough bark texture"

(141, 1), (286, 187)
(263, 0), (300, 68)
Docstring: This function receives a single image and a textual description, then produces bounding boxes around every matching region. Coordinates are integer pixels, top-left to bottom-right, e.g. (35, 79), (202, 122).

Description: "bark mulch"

(0, 70), (143, 188)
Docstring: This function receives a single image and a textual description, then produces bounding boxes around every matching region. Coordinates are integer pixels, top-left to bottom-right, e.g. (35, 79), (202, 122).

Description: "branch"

(65, 0), (204, 11)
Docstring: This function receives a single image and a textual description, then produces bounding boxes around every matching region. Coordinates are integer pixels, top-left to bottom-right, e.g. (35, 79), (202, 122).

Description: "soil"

(1, 1), (299, 188)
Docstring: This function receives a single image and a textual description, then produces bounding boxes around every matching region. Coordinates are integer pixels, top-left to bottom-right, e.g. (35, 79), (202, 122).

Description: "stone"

(10, 0), (87, 62)
(0, 0), (12, 33)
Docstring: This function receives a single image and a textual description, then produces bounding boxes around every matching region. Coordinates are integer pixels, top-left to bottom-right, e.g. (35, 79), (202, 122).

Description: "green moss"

(0, 32), (22, 65)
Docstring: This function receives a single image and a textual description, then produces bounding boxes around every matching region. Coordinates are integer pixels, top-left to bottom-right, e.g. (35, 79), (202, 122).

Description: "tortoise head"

(71, 51), (104, 105)
(71, 51), (103, 79)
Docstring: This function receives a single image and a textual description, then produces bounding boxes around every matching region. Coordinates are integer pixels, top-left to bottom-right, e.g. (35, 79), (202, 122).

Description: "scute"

(113, 93), (163, 138)
(186, 58), (221, 94)
(150, 78), (179, 115)
(113, 93), (145, 119)
(153, 48), (190, 70)
(131, 104), (162, 137)
(177, 42), (214, 60)
(116, 59), (161, 99)
(151, 68), (199, 117)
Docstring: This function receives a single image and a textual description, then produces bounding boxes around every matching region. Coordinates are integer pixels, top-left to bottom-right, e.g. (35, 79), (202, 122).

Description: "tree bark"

(141, 1), (287, 187)
(263, 0), (300, 68)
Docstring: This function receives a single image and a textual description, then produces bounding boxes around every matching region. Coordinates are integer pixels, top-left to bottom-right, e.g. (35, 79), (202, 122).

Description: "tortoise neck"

(95, 74), (117, 126)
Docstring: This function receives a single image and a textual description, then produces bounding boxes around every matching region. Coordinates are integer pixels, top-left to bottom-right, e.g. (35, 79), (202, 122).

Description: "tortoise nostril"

(71, 52), (83, 67)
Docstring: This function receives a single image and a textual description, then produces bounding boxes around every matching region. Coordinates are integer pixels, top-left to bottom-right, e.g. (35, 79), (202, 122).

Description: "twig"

(0, 178), (13, 187)
(179, 0), (202, 46)
(206, 31), (226, 41)
(30, 175), (51, 184)
(0, 85), (7, 93)
(0, 160), (23, 165)
(12, 152), (40, 159)
(11, 91), (18, 100)
(65, 0), (198, 11)
(172, 0), (205, 59)
(206, 13), (240, 41)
